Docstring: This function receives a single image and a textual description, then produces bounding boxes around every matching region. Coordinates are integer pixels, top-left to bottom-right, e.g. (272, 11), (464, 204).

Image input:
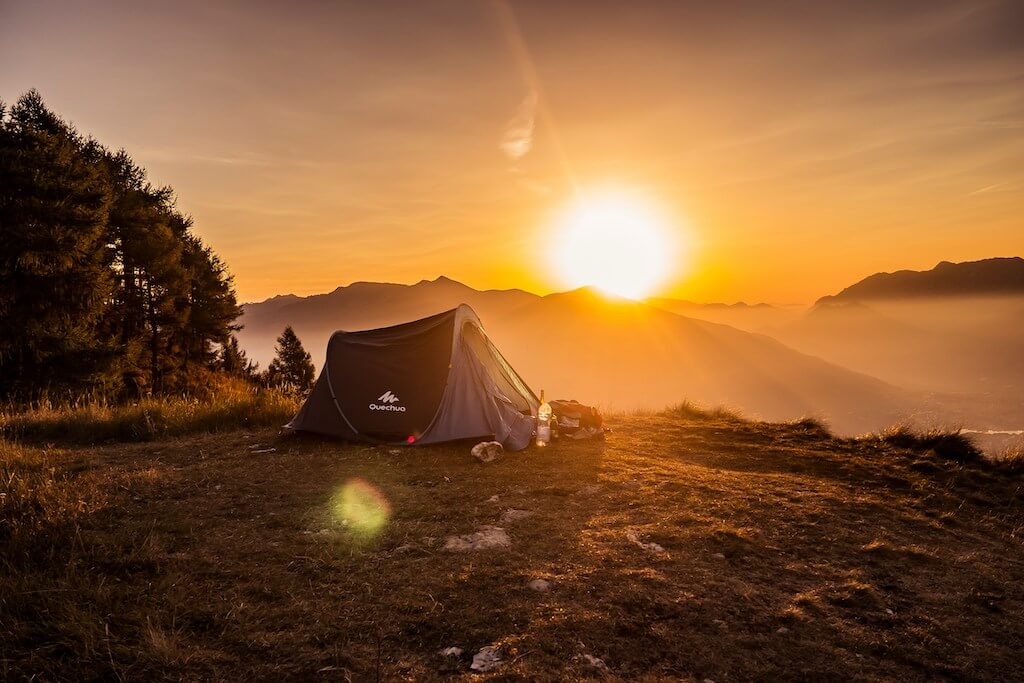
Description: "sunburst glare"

(548, 189), (685, 299)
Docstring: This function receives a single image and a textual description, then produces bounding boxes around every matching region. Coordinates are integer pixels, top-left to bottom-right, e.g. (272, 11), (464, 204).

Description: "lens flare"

(331, 478), (390, 540)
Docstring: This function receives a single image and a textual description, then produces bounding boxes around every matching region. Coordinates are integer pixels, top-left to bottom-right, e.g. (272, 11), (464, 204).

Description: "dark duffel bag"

(550, 399), (604, 439)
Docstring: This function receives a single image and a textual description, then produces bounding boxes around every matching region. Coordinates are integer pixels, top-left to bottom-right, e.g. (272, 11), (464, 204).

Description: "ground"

(3, 414), (1024, 681)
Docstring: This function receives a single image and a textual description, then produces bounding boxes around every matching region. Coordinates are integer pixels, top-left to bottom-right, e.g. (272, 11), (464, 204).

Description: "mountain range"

(237, 258), (1023, 438)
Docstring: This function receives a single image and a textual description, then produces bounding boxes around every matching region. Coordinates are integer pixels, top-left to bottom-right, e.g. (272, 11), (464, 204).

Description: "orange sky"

(2, 0), (1022, 304)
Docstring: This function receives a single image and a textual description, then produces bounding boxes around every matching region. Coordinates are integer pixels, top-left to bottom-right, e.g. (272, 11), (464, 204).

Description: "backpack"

(549, 399), (604, 438)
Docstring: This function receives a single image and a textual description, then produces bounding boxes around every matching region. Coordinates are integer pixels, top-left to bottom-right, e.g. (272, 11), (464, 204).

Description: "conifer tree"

(0, 89), (243, 399)
(266, 326), (315, 394)
(220, 335), (258, 381)
(0, 90), (119, 395)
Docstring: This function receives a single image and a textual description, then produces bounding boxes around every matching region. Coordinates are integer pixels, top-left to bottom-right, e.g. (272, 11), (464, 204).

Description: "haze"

(3, 0), (1022, 304)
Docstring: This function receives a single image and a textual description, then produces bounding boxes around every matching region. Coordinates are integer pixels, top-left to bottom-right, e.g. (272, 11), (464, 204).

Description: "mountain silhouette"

(817, 257), (1024, 304)
(238, 278), (912, 434)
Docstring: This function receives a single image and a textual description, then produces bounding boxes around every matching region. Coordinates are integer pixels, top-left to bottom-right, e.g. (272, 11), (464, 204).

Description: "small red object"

(406, 435), (416, 444)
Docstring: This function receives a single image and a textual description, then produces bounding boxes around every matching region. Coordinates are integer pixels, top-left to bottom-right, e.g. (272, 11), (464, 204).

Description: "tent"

(286, 305), (539, 450)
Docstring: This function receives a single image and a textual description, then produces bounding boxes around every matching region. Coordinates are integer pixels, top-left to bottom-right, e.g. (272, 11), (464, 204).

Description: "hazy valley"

(237, 259), (1024, 449)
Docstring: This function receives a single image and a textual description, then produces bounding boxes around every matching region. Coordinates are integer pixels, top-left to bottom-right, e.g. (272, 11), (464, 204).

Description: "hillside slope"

(777, 295), (1024, 430)
(239, 280), (911, 434)
(3, 415), (1023, 680)
(645, 297), (803, 332)
(486, 289), (907, 434)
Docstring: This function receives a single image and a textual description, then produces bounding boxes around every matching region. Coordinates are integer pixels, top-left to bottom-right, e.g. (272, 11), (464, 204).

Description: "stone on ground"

(527, 578), (551, 592)
(443, 526), (511, 551)
(626, 529), (666, 554)
(499, 508), (534, 524)
(470, 645), (502, 672)
(471, 441), (504, 463)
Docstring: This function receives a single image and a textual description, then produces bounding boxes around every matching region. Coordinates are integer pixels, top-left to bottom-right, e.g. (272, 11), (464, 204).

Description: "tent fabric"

(286, 305), (539, 450)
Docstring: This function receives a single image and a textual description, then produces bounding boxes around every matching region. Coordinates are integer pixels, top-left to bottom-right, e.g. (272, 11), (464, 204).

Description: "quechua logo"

(370, 390), (406, 411)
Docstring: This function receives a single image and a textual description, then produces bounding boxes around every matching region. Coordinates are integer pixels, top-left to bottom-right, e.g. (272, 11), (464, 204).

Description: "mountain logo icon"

(370, 390), (406, 412)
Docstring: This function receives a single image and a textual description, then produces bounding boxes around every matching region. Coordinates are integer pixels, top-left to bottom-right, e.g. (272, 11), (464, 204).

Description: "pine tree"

(181, 235), (241, 372)
(220, 335), (258, 381)
(0, 90), (243, 400)
(266, 326), (315, 394)
(0, 90), (119, 396)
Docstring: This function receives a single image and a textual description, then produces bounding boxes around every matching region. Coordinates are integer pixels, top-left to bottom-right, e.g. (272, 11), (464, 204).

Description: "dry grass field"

(3, 410), (1024, 681)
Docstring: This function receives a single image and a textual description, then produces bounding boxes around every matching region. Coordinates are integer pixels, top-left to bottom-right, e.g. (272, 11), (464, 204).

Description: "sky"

(2, 0), (1022, 304)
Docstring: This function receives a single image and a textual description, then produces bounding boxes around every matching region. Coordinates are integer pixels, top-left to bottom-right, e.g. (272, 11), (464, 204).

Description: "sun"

(549, 190), (680, 300)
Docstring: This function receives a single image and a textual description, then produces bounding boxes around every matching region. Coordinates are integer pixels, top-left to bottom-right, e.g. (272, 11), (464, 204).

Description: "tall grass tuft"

(1, 376), (301, 446)
(870, 424), (983, 464)
(993, 447), (1024, 474)
(665, 400), (745, 422)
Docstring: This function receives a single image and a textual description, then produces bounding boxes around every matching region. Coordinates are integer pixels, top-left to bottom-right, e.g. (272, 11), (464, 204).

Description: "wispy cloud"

(500, 91), (538, 162)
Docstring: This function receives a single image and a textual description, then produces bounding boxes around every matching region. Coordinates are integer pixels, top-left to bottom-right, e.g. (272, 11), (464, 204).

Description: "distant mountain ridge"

(817, 257), (1024, 304)
(237, 276), (915, 434)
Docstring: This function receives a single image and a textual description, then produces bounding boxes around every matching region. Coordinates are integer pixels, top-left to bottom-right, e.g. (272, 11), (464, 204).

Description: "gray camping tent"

(286, 305), (539, 450)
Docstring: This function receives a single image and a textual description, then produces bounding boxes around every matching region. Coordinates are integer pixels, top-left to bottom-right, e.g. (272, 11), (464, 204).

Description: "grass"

(865, 423), (984, 464)
(0, 441), (95, 551)
(994, 446), (1024, 474)
(664, 399), (745, 422)
(1, 377), (301, 445)
(2, 408), (1023, 680)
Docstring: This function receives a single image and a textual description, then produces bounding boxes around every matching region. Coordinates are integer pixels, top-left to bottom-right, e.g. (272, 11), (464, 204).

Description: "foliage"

(220, 335), (260, 381)
(0, 90), (241, 400)
(265, 326), (315, 395)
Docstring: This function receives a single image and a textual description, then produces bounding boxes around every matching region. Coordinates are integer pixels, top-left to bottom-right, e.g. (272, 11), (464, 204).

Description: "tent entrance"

(328, 314), (454, 441)
(461, 321), (537, 414)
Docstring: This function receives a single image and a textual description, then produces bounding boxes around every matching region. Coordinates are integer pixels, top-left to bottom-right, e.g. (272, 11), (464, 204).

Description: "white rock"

(626, 529), (666, 554)
(499, 508), (534, 524)
(776, 626), (789, 634)
(444, 526), (511, 552)
(527, 578), (551, 592)
(470, 646), (502, 672)
(581, 654), (608, 671)
(471, 441), (504, 463)
(486, 494), (500, 503)
(439, 646), (463, 657)
(712, 553), (726, 560)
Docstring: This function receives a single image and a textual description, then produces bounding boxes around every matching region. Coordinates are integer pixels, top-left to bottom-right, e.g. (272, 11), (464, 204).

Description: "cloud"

(500, 91), (538, 162)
